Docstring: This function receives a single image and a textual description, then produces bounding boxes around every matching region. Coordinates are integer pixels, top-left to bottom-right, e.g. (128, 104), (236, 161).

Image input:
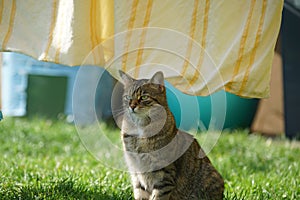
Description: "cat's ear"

(119, 70), (134, 85)
(150, 71), (165, 92)
(149, 71), (164, 86)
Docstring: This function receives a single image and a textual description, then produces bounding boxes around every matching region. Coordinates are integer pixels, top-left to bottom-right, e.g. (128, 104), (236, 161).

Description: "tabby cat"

(119, 70), (224, 200)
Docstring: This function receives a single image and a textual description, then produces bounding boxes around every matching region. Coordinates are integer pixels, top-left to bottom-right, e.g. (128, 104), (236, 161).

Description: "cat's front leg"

(133, 186), (150, 200)
(150, 189), (172, 200)
(132, 176), (150, 200)
(149, 167), (176, 200)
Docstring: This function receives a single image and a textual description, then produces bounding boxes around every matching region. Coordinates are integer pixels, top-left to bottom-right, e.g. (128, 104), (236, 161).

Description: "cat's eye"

(140, 95), (149, 100)
(124, 95), (132, 100)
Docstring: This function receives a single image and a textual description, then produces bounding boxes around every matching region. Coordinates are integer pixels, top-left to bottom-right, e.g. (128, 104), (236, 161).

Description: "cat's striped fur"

(119, 71), (224, 200)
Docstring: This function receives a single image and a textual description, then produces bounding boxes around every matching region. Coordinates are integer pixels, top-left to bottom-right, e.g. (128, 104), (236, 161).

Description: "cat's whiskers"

(112, 108), (126, 116)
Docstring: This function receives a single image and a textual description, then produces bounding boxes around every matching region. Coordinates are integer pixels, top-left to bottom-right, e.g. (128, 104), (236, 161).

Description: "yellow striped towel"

(0, 0), (283, 98)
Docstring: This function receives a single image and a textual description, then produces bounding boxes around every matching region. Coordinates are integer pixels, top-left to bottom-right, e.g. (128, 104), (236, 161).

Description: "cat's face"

(119, 71), (167, 121)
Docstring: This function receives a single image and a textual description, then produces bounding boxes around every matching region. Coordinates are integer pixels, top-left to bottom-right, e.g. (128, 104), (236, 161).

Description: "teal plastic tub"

(165, 81), (259, 131)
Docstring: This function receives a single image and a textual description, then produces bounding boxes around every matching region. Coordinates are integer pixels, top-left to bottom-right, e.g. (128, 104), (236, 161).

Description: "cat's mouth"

(128, 106), (147, 115)
(127, 106), (152, 126)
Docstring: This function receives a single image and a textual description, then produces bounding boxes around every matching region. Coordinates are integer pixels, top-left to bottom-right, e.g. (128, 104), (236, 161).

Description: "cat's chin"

(127, 107), (150, 117)
(129, 113), (151, 127)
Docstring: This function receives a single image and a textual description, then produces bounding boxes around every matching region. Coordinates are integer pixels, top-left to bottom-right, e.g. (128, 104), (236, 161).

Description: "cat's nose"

(129, 106), (136, 112)
(129, 104), (136, 112)
(129, 100), (138, 112)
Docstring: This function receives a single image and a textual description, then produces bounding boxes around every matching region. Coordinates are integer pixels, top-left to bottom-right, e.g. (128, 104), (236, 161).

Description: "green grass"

(0, 117), (299, 199)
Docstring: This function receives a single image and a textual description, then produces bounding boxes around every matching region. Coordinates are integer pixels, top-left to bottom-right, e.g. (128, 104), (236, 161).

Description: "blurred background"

(1, 1), (299, 139)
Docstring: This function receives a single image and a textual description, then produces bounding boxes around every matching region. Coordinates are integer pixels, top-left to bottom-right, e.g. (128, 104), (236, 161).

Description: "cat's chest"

(123, 133), (155, 153)
(122, 120), (160, 138)
(135, 127), (147, 137)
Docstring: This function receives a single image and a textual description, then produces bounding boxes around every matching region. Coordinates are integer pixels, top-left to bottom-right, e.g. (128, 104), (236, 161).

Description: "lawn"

(0, 117), (299, 199)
